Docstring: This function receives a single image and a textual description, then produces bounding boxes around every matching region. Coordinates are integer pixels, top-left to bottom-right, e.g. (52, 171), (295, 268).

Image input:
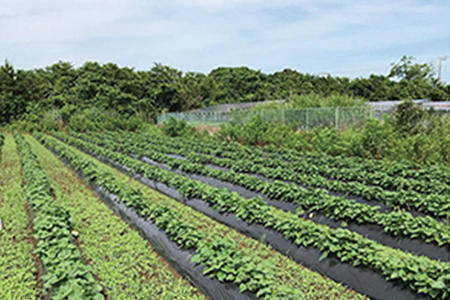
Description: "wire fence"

(157, 106), (393, 130)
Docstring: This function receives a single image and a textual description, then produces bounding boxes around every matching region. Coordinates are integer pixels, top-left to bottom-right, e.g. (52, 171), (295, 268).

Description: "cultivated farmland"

(0, 131), (449, 300)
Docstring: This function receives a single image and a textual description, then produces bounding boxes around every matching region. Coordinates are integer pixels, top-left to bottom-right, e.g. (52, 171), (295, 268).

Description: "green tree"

(388, 55), (435, 82)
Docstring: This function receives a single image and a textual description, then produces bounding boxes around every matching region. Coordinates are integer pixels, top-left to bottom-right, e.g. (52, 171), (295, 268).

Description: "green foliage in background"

(0, 56), (448, 130)
(217, 103), (450, 166)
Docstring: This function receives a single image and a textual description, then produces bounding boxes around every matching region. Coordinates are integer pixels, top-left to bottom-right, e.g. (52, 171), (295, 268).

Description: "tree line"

(1, 56), (449, 126)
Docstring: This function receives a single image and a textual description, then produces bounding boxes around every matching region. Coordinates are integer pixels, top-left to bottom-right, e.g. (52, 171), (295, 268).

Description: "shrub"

(162, 117), (195, 137)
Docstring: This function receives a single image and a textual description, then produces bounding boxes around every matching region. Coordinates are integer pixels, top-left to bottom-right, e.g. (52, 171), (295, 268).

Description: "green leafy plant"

(70, 130), (450, 241)
(162, 117), (195, 137)
(0, 134), (40, 299)
(15, 133), (104, 300)
(39, 131), (450, 299)
(35, 132), (307, 300)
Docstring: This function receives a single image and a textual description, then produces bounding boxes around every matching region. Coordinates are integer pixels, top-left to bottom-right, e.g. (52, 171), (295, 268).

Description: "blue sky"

(1, 0), (449, 82)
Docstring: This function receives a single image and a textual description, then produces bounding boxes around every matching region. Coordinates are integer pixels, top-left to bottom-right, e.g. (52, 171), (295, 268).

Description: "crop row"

(235, 152), (448, 195)
(262, 144), (450, 185)
(35, 132), (310, 300)
(96, 131), (450, 219)
(38, 136), (371, 300)
(183, 151), (449, 219)
(180, 132), (450, 185)
(67, 131), (450, 246)
(15, 133), (105, 300)
(133, 131), (450, 189)
(262, 156), (448, 195)
(46, 132), (450, 299)
(0, 135), (39, 299)
(25, 135), (206, 300)
(109, 131), (449, 196)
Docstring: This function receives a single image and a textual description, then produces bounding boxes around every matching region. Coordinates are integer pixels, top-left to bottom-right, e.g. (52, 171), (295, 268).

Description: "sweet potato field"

(1, 131), (449, 300)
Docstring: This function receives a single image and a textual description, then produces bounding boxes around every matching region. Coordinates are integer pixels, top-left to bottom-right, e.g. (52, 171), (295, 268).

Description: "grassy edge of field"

(32, 134), (368, 300)
(25, 135), (206, 300)
(0, 135), (40, 299)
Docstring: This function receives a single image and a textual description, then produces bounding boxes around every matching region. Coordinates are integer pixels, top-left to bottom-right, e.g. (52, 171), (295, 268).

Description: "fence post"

(335, 107), (339, 129)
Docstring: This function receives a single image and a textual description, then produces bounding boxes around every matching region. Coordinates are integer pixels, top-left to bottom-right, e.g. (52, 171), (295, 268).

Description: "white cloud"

(0, 0), (448, 81)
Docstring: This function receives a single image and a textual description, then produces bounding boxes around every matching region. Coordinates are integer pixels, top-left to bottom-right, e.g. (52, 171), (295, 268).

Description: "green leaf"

(431, 280), (446, 290)
(319, 251), (329, 261)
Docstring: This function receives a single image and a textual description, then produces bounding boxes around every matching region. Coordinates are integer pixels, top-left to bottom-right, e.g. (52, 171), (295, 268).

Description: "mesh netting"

(158, 106), (395, 129)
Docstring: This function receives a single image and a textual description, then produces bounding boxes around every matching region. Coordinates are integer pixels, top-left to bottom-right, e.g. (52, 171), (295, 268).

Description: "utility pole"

(437, 56), (447, 81)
